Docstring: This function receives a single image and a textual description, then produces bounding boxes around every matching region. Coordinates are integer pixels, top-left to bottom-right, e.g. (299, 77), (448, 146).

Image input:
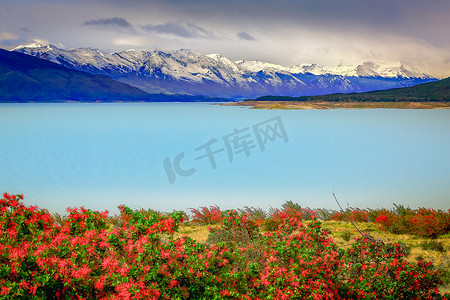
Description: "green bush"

(341, 231), (352, 241)
(420, 240), (446, 252)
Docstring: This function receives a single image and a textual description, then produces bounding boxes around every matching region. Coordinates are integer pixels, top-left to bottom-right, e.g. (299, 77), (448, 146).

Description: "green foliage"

(238, 206), (267, 223)
(263, 218), (282, 231)
(281, 200), (302, 211)
(315, 208), (334, 221)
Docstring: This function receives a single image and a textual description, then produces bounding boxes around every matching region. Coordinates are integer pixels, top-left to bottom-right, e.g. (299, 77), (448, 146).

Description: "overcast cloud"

(237, 32), (255, 41)
(1, 0), (449, 77)
(0, 31), (18, 41)
(83, 17), (132, 29)
(142, 22), (216, 39)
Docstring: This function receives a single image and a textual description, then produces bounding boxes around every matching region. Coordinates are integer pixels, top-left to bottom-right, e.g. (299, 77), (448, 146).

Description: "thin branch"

(333, 192), (384, 245)
(436, 257), (449, 271)
(333, 193), (364, 236)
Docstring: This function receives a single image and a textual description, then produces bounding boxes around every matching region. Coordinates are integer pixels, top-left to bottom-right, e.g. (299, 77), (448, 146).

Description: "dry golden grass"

(174, 223), (214, 243)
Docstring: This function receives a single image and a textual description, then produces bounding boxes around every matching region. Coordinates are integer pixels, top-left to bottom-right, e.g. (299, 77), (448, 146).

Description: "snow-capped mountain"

(13, 43), (435, 99)
(235, 60), (429, 79)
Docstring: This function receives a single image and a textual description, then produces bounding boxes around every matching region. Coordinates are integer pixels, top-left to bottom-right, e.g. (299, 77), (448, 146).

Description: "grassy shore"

(222, 100), (450, 110)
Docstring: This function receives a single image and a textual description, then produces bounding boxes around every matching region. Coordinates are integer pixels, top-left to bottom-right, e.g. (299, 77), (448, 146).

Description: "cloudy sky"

(1, 0), (449, 77)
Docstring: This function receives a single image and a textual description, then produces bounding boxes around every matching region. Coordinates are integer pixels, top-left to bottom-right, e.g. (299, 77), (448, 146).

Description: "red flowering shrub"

(264, 201), (319, 232)
(410, 208), (450, 238)
(0, 193), (447, 299)
(374, 206), (450, 238)
(365, 208), (384, 223)
(0, 193), (183, 298)
(331, 208), (371, 222)
(349, 209), (369, 222)
(331, 211), (346, 221)
(237, 206), (267, 226)
(375, 210), (397, 231)
(327, 204), (450, 238)
(342, 237), (441, 298)
(189, 206), (222, 224)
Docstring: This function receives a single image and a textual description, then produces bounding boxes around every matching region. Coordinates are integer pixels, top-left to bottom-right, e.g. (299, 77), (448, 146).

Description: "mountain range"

(0, 49), (230, 102)
(13, 43), (436, 99)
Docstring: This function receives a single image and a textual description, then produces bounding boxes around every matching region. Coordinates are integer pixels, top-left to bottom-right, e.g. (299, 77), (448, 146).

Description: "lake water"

(0, 103), (449, 214)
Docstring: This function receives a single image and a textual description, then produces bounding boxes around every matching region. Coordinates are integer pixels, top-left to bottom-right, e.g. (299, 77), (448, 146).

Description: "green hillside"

(256, 77), (450, 102)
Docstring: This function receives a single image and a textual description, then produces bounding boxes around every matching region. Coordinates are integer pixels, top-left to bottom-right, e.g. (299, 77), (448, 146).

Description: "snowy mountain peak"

(328, 61), (431, 79)
(13, 43), (431, 79)
(11, 43), (435, 99)
(289, 64), (328, 76)
(206, 53), (221, 59)
(235, 60), (289, 73)
(12, 42), (52, 51)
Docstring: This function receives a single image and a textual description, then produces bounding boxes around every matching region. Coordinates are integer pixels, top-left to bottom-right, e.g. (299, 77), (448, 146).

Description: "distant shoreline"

(221, 100), (450, 110)
(0, 99), (230, 104)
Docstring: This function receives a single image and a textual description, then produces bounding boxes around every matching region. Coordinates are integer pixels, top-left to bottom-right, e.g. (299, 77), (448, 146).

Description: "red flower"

(169, 280), (179, 288)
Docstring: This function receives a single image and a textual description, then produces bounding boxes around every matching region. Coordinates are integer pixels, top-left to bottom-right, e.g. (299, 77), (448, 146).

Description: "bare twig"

(333, 193), (364, 235)
(436, 257), (449, 271)
(333, 192), (384, 245)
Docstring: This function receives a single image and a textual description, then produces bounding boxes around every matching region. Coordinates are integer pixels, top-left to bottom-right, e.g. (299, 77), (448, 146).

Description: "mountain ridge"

(0, 49), (151, 101)
(13, 43), (436, 99)
(0, 49), (228, 102)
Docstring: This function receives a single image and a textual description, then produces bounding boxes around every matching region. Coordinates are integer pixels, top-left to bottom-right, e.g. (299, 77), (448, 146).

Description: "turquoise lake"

(0, 103), (449, 214)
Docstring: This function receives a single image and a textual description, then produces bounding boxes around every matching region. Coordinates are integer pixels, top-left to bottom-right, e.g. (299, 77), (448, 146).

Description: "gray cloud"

(1, 0), (449, 77)
(142, 22), (216, 39)
(124, 0), (450, 46)
(237, 32), (255, 41)
(83, 17), (132, 28)
(0, 31), (18, 41)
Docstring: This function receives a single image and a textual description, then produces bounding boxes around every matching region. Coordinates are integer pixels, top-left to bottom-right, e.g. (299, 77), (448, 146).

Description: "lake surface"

(0, 103), (449, 214)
